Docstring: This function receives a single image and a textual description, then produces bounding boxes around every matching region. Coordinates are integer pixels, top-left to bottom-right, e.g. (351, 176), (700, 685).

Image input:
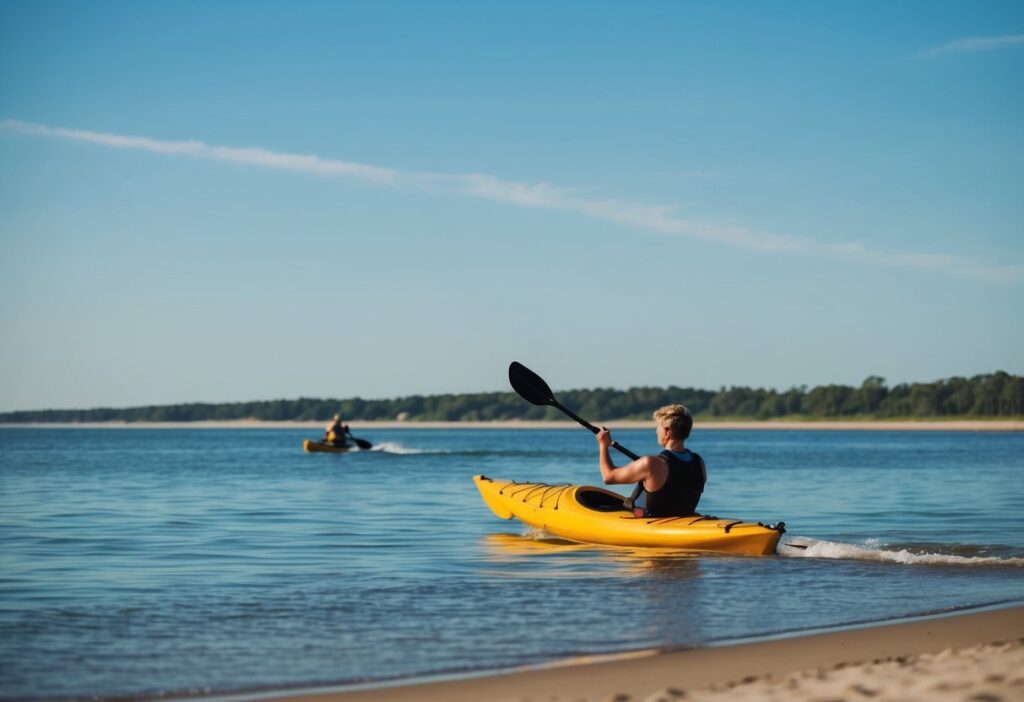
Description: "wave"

(779, 537), (1024, 566)
(368, 442), (452, 455)
(366, 443), (572, 458)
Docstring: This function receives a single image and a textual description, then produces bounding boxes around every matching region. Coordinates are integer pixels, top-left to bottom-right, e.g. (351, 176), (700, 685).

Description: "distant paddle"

(347, 431), (373, 450)
(508, 361), (645, 509)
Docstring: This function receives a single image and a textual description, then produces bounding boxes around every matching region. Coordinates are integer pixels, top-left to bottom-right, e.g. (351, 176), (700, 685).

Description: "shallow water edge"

(156, 601), (1024, 702)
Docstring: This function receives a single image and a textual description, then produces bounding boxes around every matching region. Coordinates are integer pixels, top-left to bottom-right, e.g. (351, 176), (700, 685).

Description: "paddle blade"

(352, 437), (372, 450)
(509, 361), (556, 406)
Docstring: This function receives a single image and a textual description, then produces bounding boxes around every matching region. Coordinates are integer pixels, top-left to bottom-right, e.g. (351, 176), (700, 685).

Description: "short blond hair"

(653, 404), (693, 440)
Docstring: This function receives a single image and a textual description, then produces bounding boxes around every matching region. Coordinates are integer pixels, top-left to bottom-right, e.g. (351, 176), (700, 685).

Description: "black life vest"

(645, 449), (706, 517)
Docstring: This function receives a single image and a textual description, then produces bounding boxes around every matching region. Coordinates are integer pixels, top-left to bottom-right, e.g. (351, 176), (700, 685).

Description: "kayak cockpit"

(575, 486), (631, 512)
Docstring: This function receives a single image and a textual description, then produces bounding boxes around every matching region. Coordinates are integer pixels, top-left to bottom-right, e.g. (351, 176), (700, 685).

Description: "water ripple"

(0, 427), (1021, 700)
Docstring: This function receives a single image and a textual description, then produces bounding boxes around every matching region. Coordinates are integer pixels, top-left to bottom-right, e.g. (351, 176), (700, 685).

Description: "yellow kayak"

(303, 439), (351, 453)
(474, 475), (784, 556)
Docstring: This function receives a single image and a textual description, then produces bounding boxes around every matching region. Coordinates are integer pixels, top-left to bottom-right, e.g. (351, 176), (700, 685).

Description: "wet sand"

(229, 605), (1024, 702)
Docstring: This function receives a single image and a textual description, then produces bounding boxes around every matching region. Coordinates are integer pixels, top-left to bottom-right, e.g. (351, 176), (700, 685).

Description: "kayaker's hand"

(596, 427), (612, 450)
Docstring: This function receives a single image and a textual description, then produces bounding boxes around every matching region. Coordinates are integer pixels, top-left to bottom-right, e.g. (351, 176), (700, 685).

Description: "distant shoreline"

(2, 419), (1022, 431)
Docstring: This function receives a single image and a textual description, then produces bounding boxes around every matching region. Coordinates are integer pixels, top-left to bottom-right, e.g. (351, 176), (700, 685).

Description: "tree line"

(1, 371), (1020, 423)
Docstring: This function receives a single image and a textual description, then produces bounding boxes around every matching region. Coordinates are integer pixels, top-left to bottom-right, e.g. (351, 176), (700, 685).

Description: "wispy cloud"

(917, 34), (1024, 58)
(2, 118), (1019, 283)
(0, 119), (398, 183)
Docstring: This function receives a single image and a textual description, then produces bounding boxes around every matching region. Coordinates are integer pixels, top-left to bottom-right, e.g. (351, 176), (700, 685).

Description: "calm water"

(1, 427), (1022, 700)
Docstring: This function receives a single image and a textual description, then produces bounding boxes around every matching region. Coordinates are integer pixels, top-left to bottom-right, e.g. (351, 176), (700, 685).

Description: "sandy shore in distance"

(220, 605), (1024, 702)
(5, 419), (1023, 431)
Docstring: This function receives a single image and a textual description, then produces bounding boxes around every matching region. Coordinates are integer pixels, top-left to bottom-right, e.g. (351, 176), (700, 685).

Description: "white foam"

(779, 537), (1024, 567)
(368, 442), (450, 455)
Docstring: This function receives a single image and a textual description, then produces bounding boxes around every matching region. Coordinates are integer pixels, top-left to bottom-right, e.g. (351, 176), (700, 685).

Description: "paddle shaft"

(508, 361), (645, 509)
(553, 399), (640, 460)
(550, 399), (646, 508)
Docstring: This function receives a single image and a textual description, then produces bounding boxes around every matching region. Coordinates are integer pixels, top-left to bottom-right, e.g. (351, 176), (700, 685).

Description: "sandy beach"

(231, 605), (1024, 702)
(5, 419), (1023, 431)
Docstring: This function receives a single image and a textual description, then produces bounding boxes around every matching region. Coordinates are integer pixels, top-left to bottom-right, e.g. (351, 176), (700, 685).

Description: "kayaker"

(595, 404), (706, 517)
(324, 414), (352, 447)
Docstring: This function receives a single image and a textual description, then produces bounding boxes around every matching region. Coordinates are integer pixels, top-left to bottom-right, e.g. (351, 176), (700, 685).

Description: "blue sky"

(1, 1), (1022, 411)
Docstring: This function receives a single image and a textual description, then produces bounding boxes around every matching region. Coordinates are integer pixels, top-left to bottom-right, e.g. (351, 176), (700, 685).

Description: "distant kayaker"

(324, 414), (352, 446)
(595, 404), (706, 517)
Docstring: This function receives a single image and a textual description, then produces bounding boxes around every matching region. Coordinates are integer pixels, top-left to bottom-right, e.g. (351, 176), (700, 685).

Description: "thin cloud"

(2, 118), (1019, 283)
(917, 34), (1024, 58)
(0, 119), (398, 183)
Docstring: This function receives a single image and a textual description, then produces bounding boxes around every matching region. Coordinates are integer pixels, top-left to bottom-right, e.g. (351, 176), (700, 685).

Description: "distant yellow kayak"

(303, 439), (351, 453)
(474, 475), (784, 556)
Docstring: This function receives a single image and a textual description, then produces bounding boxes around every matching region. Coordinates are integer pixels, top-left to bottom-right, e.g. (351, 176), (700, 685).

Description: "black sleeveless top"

(645, 449), (706, 517)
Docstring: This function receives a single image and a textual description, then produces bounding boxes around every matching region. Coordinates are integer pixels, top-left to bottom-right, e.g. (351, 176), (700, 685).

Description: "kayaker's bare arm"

(596, 427), (667, 490)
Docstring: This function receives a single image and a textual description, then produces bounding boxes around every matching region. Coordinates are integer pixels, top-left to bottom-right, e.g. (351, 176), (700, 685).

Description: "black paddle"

(346, 430), (373, 450)
(508, 361), (645, 511)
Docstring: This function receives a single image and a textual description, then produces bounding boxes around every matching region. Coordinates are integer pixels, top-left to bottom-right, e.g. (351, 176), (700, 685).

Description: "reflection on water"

(480, 532), (703, 581)
(483, 532), (592, 555)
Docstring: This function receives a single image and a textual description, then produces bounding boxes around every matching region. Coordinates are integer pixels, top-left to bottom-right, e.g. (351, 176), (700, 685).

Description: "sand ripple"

(615, 638), (1024, 702)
